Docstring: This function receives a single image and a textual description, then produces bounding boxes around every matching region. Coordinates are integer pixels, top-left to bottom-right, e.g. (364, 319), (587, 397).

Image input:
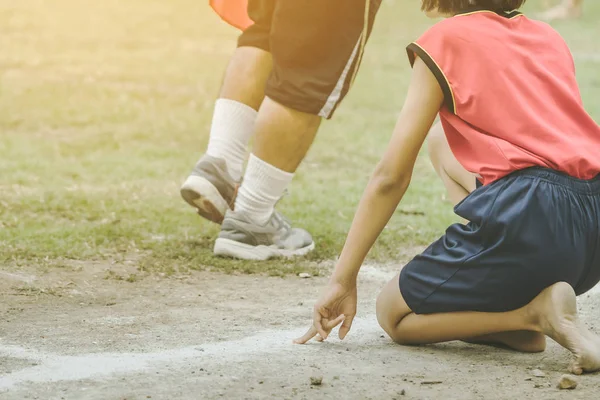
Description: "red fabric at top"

(210, 0), (253, 31)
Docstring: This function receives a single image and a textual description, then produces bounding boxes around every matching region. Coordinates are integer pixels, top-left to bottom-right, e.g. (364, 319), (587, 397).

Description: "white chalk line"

(0, 315), (382, 392)
(1, 266), (597, 392)
(0, 265), (393, 392)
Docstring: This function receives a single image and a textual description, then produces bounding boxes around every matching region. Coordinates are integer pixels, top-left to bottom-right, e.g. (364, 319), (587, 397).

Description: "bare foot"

(530, 282), (600, 374)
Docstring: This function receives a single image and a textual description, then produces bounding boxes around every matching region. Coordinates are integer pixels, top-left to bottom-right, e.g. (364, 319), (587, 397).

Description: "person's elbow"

(371, 164), (411, 194)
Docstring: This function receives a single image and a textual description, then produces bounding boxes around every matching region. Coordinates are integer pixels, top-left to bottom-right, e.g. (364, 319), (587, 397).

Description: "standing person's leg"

(181, 0), (275, 223)
(214, 0), (383, 260)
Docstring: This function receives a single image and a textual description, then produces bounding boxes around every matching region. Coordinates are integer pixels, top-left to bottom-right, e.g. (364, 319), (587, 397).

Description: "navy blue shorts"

(400, 167), (600, 314)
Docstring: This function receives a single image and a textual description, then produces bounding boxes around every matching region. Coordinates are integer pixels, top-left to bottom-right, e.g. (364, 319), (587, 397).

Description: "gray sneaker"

(214, 210), (315, 260)
(180, 155), (238, 224)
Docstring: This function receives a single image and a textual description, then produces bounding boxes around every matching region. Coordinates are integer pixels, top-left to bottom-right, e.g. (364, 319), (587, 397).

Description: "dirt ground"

(1, 259), (599, 400)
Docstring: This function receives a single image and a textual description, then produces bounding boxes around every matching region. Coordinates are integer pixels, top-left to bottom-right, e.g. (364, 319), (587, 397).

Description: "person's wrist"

(330, 266), (357, 288)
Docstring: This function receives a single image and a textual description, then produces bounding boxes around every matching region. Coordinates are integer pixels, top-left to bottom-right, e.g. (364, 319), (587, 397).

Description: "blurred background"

(1, 0), (599, 274)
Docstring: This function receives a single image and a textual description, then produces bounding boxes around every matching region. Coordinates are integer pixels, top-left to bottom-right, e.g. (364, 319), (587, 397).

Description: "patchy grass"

(1, 0), (599, 274)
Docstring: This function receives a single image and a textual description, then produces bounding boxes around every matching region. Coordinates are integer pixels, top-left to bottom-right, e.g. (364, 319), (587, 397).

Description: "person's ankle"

(521, 303), (543, 333)
(233, 154), (293, 226)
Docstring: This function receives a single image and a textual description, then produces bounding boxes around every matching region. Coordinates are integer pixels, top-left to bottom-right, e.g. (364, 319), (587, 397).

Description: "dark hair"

(421, 0), (526, 14)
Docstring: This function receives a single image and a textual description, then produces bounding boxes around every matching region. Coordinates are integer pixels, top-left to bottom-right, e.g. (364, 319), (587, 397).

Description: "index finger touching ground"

(293, 326), (318, 345)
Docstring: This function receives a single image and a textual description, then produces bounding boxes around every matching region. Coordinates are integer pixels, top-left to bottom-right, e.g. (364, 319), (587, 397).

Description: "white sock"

(205, 98), (257, 181)
(234, 154), (294, 225)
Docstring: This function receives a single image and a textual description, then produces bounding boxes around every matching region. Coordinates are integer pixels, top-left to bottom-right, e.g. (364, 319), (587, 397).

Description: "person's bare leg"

(252, 97), (321, 173)
(213, 97), (321, 259)
(376, 276), (600, 373)
(228, 96), (320, 224)
(219, 47), (273, 110)
(570, 0), (583, 17)
(540, 0), (583, 21)
(427, 123), (476, 205)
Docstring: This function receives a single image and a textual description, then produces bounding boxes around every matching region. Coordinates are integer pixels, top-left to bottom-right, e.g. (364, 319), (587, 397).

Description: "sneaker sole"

(180, 175), (231, 224)
(213, 238), (315, 261)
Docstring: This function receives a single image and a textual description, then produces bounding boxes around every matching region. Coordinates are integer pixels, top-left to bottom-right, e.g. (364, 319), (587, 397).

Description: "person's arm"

(331, 56), (444, 285)
(294, 56), (445, 343)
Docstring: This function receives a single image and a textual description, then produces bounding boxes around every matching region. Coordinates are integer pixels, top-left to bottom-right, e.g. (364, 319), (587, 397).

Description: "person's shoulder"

(512, 14), (571, 53)
(420, 11), (565, 46)
(412, 17), (473, 55)
(418, 17), (458, 38)
(524, 16), (567, 41)
(416, 15), (481, 45)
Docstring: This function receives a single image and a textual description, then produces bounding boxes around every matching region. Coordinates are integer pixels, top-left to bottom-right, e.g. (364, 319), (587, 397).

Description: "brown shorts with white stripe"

(238, 0), (381, 119)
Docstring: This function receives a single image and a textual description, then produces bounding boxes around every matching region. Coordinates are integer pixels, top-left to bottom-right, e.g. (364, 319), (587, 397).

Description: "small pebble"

(531, 369), (546, 378)
(298, 273), (312, 278)
(557, 374), (578, 390)
(400, 389), (406, 395)
(310, 376), (323, 386)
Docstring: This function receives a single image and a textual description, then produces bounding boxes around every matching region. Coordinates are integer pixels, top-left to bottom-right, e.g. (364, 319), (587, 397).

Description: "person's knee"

(375, 290), (389, 330)
(376, 288), (411, 345)
(375, 290), (395, 339)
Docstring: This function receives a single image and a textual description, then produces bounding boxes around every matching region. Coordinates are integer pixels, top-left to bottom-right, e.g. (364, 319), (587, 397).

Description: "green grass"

(1, 0), (599, 275)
